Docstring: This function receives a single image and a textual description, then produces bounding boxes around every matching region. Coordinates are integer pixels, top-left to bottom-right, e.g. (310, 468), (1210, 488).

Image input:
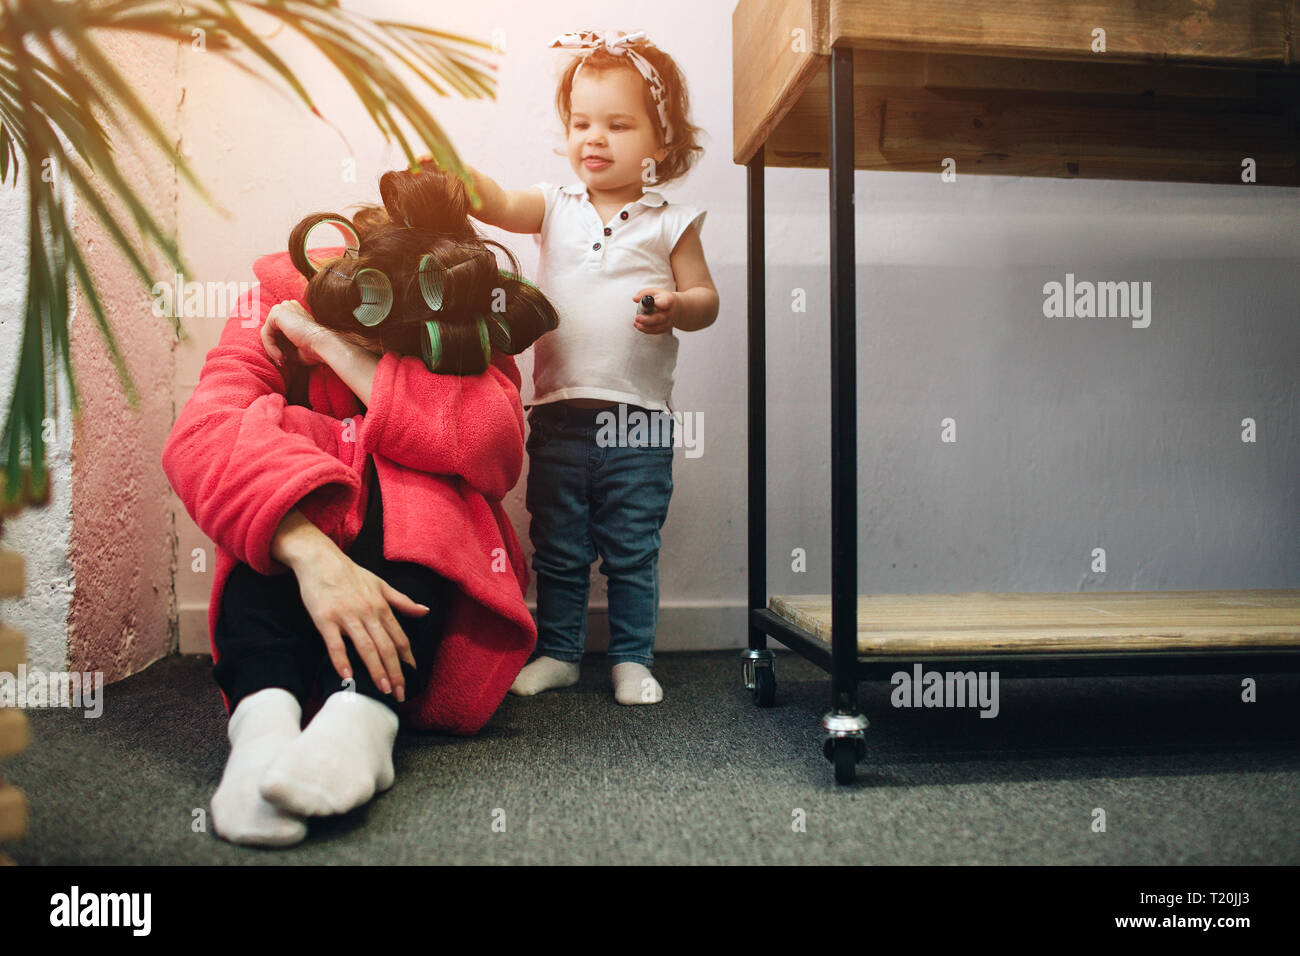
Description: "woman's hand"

(288, 538), (430, 703)
(632, 289), (677, 334)
(262, 301), (336, 368)
(265, 300), (385, 404)
(295, 546), (426, 702)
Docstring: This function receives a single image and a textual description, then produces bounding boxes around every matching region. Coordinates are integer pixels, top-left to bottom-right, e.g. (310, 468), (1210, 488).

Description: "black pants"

(213, 459), (454, 714)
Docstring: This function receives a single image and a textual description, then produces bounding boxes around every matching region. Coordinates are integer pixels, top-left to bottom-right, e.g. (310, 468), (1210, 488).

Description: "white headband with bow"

(550, 30), (674, 146)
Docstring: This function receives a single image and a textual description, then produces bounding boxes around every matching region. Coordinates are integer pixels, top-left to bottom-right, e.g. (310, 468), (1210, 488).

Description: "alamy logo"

(1042, 272), (1151, 328)
(890, 664), (1000, 718)
(0, 665), (103, 718)
(49, 886), (151, 936)
(151, 272), (259, 320)
(594, 403), (703, 458)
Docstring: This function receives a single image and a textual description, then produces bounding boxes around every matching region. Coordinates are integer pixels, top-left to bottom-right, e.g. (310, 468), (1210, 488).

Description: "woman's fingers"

(296, 540), (429, 703)
(382, 581), (431, 619)
(374, 600), (417, 670)
(362, 572), (416, 671)
(319, 623), (353, 683)
(261, 306), (283, 363)
(338, 615), (393, 696)
(357, 611), (406, 702)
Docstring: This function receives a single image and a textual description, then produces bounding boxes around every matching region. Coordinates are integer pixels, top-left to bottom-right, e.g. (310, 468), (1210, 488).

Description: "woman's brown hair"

(552, 38), (704, 188)
(288, 164), (558, 376)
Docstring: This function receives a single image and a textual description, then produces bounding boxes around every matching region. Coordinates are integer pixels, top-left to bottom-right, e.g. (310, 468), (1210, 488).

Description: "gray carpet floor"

(4, 651), (1298, 864)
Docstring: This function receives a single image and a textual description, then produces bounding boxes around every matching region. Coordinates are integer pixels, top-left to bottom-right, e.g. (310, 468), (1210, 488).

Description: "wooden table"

(733, 0), (1300, 782)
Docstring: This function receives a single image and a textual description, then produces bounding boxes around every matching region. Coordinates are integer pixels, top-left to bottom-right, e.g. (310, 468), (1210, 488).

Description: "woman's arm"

(357, 350), (525, 500)
(270, 506), (334, 568)
(162, 293), (364, 576)
(165, 276), (428, 701)
(315, 330), (380, 408)
(269, 291), (526, 500)
(268, 504), (426, 701)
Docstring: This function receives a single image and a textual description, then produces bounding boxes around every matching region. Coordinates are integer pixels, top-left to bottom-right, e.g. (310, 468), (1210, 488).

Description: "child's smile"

(567, 67), (667, 206)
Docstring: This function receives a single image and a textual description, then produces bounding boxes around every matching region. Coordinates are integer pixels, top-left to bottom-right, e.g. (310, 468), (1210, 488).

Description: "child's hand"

(632, 289), (676, 334)
(263, 301), (334, 367)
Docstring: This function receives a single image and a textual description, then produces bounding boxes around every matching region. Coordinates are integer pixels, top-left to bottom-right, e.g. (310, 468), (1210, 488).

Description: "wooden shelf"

(770, 589), (1300, 656)
(734, 0), (1300, 184)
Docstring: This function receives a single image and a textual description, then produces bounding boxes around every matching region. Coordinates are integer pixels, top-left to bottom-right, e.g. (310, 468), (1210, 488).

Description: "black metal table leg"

(743, 146), (776, 705)
(824, 44), (868, 782)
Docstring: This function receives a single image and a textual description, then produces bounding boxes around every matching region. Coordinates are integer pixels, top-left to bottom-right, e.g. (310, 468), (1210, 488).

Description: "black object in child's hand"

(640, 295), (657, 314)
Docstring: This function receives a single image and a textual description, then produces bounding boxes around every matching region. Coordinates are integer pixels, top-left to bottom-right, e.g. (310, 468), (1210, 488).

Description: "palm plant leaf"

(0, 0), (497, 510)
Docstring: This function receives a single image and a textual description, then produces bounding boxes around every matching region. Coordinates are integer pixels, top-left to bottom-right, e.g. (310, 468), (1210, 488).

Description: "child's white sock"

(210, 688), (308, 847)
(259, 690), (398, 817)
(612, 662), (663, 705)
(509, 655), (581, 696)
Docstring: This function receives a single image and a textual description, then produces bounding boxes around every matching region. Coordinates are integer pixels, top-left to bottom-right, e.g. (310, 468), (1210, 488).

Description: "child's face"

(567, 67), (667, 193)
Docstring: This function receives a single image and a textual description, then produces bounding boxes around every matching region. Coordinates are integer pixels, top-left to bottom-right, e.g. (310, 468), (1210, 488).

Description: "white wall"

(765, 175), (1300, 599)
(170, 0), (1299, 657)
(0, 177), (75, 672)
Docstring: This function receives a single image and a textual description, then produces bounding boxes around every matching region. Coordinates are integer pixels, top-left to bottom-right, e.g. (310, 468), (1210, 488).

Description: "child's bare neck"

(586, 182), (645, 209)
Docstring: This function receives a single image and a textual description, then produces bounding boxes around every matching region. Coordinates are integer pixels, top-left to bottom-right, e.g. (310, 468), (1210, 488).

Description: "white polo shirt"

(527, 181), (706, 415)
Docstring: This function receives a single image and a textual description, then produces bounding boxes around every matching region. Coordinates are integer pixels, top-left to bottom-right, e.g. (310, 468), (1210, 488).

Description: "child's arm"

(634, 224), (720, 334)
(668, 225), (719, 332)
(463, 166), (545, 234)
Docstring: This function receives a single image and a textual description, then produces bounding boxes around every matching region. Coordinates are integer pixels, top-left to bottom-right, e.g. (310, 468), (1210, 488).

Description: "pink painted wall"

(66, 30), (180, 680)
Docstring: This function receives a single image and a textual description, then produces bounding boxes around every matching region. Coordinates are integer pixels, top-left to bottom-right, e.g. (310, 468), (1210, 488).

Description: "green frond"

(0, 0), (499, 507)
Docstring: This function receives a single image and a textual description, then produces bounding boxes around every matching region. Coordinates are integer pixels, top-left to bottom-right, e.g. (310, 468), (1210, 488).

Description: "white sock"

(259, 690), (398, 817)
(612, 662), (662, 705)
(210, 688), (308, 847)
(509, 655), (581, 696)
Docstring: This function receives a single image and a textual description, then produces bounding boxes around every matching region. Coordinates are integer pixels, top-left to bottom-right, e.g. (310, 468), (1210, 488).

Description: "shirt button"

(620, 211), (628, 220)
(603, 227), (612, 236)
(592, 242), (601, 250)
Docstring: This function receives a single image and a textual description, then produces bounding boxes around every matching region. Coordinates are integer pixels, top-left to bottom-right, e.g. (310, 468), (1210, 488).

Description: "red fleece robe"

(161, 249), (536, 735)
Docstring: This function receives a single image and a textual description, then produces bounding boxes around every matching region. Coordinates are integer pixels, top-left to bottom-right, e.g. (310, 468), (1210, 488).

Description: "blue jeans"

(525, 402), (675, 667)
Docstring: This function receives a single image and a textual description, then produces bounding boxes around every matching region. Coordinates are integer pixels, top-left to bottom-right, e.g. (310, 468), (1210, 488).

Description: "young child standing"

(462, 29), (717, 704)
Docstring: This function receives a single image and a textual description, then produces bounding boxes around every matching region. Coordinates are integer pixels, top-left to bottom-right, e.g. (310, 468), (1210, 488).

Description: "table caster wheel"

(741, 649), (775, 707)
(832, 738), (857, 784)
(831, 738), (858, 784)
(753, 665), (776, 707)
(822, 713), (868, 785)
